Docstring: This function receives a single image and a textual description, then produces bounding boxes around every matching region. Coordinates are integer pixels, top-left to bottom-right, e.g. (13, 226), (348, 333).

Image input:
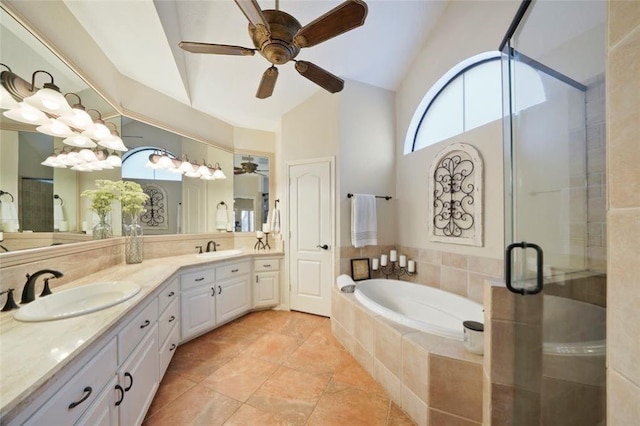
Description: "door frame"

(283, 156), (336, 312)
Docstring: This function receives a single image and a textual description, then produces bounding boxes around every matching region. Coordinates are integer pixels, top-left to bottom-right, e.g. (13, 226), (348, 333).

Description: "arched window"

(404, 51), (545, 154)
(121, 147), (182, 181)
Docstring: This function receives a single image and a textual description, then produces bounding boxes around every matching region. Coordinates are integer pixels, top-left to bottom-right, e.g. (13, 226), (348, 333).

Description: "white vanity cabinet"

(253, 257), (281, 308)
(180, 266), (216, 341)
(215, 260), (251, 324)
(158, 277), (180, 378)
(76, 377), (118, 426)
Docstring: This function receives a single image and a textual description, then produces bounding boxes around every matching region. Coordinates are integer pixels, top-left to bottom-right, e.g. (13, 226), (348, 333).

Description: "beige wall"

(233, 127), (276, 153)
(394, 1), (519, 261)
(606, 1), (640, 423)
(0, 130), (19, 211)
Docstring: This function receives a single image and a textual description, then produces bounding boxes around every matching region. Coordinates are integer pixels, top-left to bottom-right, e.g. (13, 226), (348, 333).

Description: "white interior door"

(288, 158), (333, 317)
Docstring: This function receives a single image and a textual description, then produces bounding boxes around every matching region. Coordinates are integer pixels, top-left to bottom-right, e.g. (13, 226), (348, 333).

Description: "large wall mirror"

(0, 6), (274, 255)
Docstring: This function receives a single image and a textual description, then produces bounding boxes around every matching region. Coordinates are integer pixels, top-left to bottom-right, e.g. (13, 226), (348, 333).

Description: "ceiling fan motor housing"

(249, 10), (301, 65)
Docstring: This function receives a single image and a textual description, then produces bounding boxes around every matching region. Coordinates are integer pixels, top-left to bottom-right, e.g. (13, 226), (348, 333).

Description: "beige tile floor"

(144, 310), (416, 425)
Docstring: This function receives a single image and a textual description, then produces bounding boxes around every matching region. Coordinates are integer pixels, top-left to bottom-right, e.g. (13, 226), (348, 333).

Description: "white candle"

(390, 250), (397, 262)
(372, 258), (379, 270)
(381, 254), (388, 266)
(257, 231), (264, 238)
(262, 223), (271, 233)
(408, 260), (416, 273)
(399, 255), (407, 267)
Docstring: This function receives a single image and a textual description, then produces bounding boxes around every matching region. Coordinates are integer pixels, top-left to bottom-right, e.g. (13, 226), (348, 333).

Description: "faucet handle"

(195, 245), (203, 254)
(1, 288), (19, 311)
(40, 278), (53, 297)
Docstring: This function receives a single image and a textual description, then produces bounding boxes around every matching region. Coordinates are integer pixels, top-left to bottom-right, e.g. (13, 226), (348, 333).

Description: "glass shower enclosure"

(501, 0), (606, 424)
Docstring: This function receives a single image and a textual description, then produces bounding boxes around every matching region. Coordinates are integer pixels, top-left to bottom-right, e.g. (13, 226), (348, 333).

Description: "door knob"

(316, 244), (329, 250)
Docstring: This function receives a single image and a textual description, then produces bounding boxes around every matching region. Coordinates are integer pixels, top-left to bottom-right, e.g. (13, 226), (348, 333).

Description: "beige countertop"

(0, 250), (283, 421)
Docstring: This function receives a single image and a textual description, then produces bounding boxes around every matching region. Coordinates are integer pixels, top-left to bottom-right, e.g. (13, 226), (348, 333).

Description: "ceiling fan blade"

(293, 0), (368, 48)
(294, 61), (344, 94)
(234, 0), (271, 37)
(179, 41), (255, 56)
(256, 66), (279, 99)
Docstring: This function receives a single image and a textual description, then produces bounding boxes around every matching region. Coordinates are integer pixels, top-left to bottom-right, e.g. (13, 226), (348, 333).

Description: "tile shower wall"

(607, 1), (640, 424)
(339, 245), (503, 304)
(586, 77), (607, 273)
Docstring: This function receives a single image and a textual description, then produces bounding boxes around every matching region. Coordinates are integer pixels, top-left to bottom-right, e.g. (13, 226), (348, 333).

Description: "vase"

(124, 214), (143, 264)
(92, 215), (113, 240)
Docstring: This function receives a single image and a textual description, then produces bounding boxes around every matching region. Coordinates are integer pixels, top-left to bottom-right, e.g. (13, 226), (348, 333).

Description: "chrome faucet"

(21, 269), (63, 304)
(206, 240), (219, 252)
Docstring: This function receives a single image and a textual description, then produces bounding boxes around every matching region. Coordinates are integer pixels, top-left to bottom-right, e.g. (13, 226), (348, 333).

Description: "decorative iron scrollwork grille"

(428, 143), (483, 246)
(141, 184), (168, 229)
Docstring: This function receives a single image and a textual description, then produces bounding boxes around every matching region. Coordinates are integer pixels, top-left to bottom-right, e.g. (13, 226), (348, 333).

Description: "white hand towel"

(351, 194), (377, 248)
(216, 207), (228, 230)
(54, 204), (65, 222)
(337, 274), (356, 290)
(270, 207), (281, 234)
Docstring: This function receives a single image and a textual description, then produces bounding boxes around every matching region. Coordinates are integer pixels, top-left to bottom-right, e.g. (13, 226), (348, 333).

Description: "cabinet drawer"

(181, 267), (214, 291)
(216, 261), (250, 281)
(159, 297), (179, 346)
(159, 324), (180, 379)
(25, 338), (117, 426)
(159, 277), (179, 313)
(254, 258), (280, 272)
(118, 299), (158, 363)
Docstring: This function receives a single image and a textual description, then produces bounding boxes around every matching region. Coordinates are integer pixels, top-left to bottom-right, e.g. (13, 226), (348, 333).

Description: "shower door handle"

(505, 242), (543, 295)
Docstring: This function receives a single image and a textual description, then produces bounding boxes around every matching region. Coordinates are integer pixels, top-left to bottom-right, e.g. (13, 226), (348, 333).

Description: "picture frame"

(351, 258), (371, 281)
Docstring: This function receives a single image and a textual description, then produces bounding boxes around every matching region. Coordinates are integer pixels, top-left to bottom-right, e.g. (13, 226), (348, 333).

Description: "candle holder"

(254, 232), (271, 250)
(377, 260), (415, 279)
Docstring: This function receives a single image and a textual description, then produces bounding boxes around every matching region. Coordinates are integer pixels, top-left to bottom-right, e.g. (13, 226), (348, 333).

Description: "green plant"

(80, 179), (119, 218)
(81, 180), (149, 218)
(118, 181), (148, 216)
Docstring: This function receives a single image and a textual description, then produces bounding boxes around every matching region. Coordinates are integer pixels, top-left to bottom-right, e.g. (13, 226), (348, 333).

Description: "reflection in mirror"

(233, 154), (269, 232)
(0, 6), (118, 252)
(120, 117), (234, 235)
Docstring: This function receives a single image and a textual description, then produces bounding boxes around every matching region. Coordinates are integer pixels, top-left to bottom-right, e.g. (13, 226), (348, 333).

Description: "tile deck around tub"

(144, 310), (415, 425)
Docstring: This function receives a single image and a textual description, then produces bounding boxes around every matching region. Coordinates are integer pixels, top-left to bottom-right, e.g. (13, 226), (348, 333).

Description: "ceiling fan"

(234, 157), (269, 176)
(179, 0), (368, 99)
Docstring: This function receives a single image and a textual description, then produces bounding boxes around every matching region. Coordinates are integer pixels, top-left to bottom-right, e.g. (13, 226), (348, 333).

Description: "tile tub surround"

(0, 249), (282, 421)
(338, 245), (503, 304)
(331, 287), (483, 425)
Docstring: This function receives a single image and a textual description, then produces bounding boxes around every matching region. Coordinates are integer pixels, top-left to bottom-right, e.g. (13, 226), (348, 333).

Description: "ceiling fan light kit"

(179, 0), (368, 98)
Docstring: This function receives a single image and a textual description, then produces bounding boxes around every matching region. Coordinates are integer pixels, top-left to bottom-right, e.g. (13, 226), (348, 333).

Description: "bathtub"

(353, 279), (483, 340)
(353, 279), (606, 356)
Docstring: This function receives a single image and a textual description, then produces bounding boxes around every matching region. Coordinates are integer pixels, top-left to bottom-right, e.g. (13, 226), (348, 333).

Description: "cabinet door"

(75, 377), (118, 426)
(216, 275), (250, 324)
(181, 285), (216, 341)
(254, 271), (280, 308)
(118, 324), (159, 426)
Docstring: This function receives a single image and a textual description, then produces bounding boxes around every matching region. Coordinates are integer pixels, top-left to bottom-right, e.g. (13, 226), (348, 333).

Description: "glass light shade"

(63, 133), (96, 148)
(184, 170), (202, 178)
(63, 151), (83, 166)
(157, 155), (175, 169)
(107, 154), (122, 167)
(98, 135), (128, 152)
(70, 164), (91, 172)
(36, 119), (76, 138)
(58, 107), (94, 130)
(86, 162), (103, 171)
(79, 149), (99, 162)
(98, 160), (114, 170)
(145, 159), (160, 169)
(201, 174), (217, 180)
(179, 161), (195, 174)
(168, 167), (183, 174)
(3, 102), (48, 125)
(197, 164), (213, 176)
(24, 87), (73, 115)
(213, 169), (226, 179)
(0, 85), (19, 110)
(83, 122), (111, 140)
(41, 155), (63, 168)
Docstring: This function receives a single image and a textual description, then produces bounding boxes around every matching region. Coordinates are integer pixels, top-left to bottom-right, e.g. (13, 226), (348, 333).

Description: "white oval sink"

(197, 249), (243, 258)
(13, 281), (141, 322)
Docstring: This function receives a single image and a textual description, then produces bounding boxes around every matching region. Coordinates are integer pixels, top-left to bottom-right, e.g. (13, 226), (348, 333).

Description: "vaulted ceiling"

(62, 0), (446, 131)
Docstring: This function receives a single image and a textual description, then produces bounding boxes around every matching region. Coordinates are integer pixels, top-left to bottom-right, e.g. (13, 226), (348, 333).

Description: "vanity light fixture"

(146, 153), (227, 180)
(40, 147), (122, 172)
(22, 70), (72, 116)
(36, 118), (76, 138)
(82, 109), (111, 141)
(0, 64), (19, 110)
(58, 93), (94, 131)
(98, 121), (128, 152)
(2, 101), (48, 125)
